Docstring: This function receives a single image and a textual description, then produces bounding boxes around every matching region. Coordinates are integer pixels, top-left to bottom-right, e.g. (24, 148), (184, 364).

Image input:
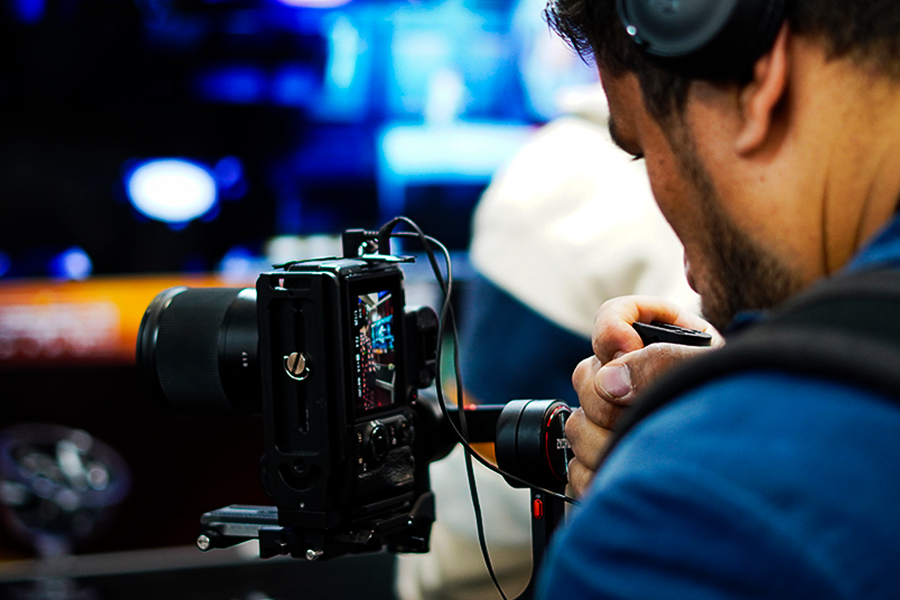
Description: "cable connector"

(341, 229), (380, 258)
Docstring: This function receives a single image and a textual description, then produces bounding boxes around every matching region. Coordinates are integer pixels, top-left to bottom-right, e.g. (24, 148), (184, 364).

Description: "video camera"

(136, 223), (572, 577)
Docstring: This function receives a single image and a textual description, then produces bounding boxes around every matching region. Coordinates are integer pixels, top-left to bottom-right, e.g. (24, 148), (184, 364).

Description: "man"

(535, 1), (900, 597)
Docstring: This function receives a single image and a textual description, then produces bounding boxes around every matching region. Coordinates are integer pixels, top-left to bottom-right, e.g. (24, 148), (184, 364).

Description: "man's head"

(546, 0), (900, 125)
(546, 0), (900, 330)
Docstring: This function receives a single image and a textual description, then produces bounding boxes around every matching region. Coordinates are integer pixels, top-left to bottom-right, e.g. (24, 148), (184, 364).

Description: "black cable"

(378, 217), (508, 599)
(382, 224), (578, 504)
(376, 217), (579, 600)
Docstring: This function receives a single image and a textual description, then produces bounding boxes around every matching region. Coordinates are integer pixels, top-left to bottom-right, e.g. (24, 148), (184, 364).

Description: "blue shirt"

(536, 216), (900, 599)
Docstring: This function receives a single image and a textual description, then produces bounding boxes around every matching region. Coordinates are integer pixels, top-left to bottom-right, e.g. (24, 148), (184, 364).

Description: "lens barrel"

(137, 287), (260, 416)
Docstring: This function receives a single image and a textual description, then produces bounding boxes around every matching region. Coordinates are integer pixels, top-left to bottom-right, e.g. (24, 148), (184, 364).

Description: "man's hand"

(566, 296), (723, 496)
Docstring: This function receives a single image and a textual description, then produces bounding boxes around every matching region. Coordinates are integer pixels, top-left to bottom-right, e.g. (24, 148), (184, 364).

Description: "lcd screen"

(352, 289), (397, 413)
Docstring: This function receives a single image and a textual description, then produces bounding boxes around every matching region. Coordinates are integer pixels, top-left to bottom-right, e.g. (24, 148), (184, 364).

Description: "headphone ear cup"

(617, 0), (786, 78)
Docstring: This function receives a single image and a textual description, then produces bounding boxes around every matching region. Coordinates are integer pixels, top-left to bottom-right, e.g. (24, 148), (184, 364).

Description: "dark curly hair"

(545, 0), (900, 122)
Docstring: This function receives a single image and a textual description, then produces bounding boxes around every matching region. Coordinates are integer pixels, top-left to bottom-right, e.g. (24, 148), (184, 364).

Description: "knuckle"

(564, 409), (585, 443)
(572, 357), (593, 386)
(573, 358), (600, 400)
(567, 459), (594, 497)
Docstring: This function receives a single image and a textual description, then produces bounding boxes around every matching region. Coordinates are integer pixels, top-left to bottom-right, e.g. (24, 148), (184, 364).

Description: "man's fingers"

(565, 407), (612, 472)
(565, 296), (722, 494)
(567, 457), (596, 498)
(617, 342), (711, 398)
(591, 296), (685, 362)
(573, 357), (625, 428)
(579, 343), (712, 424)
(591, 296), (723, 364)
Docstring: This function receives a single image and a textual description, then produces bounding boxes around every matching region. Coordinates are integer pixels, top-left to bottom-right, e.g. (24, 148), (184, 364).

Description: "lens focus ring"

(138, 287), (258, 416)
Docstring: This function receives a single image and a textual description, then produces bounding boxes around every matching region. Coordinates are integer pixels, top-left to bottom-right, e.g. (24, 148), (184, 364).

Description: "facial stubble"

(672, 129), (803, 331)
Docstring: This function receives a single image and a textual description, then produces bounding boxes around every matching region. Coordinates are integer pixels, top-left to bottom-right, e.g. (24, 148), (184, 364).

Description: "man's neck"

(795, 43), (900, 275)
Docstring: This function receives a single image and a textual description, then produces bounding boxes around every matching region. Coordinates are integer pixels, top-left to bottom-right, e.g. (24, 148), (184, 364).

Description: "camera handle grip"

(518, 489), (565, 600)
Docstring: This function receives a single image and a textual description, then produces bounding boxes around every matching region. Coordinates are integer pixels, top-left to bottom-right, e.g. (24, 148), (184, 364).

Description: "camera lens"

(137, 287), (260, 416)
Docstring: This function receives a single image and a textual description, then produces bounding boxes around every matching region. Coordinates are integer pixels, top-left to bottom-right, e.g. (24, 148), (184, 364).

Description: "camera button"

(364, 422), (390, 464)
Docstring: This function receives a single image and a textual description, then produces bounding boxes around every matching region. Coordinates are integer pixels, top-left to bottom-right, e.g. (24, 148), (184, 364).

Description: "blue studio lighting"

(12, 0), (45, 24)
(275, 0), (352, 9)
(126, 158), (218, 225)
(217, 246), (269, 283)
(192, 64), (318, 107)
(0, 250), (11, 278)
(193, 65), (267, 104)
(50, 247), (93, 280)
(214, 156), (248, 200)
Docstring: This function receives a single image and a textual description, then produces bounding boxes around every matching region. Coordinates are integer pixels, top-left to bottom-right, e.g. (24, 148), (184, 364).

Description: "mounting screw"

(197, 535), (212, 551)
(306, 548), (324, 561)
(284, 352), (310, 381)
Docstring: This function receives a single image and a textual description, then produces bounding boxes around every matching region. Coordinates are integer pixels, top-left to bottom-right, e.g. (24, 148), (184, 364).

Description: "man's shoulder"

(539, 370), (900, 600)
(620, 368), (900, 462)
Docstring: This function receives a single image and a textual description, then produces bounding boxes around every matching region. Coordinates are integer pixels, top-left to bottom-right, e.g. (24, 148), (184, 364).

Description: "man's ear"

(735, 23), (790, 155)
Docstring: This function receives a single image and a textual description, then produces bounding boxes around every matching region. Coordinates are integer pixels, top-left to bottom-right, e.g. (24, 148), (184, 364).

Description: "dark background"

(0, 0), (549, 558)
(0, 0), (597, 586)
(0, 364), (268, 557)
(0, 0), (543, 278)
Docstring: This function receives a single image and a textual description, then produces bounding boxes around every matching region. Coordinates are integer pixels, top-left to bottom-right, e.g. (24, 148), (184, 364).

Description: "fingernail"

(597, 365), (632, 399)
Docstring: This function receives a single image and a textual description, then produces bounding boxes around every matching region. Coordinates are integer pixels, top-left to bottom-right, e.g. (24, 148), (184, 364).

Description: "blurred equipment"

(0, 424), (131, 558)
(0, 423), (131, 599)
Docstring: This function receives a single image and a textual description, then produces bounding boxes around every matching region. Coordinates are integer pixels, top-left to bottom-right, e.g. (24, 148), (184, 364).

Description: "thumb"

(594, 343), (712, 407)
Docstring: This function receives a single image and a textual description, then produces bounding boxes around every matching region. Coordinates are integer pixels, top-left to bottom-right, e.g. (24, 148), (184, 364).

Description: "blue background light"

(0, 251), (11, 279)
(11, 0), (45, 24)
(0, 0), (597, 277)
(125, 159), (219, 225)
(275, 0), (353, 10)
(49, 247), (93, 280)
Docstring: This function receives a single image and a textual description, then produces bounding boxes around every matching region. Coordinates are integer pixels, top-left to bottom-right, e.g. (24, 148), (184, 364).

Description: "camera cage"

(138, 222), (574, 598)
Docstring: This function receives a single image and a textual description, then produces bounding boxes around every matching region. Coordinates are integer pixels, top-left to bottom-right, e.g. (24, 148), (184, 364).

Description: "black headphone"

(616, 0), (787, 78)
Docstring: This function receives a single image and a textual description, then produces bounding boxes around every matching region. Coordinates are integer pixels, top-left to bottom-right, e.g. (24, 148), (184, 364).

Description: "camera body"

(255, 256), (429, 555)
(139, 245), (441, 560)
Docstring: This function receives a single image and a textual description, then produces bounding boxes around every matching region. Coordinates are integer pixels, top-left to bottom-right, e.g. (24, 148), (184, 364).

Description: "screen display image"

(353, 290), (397, 414)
